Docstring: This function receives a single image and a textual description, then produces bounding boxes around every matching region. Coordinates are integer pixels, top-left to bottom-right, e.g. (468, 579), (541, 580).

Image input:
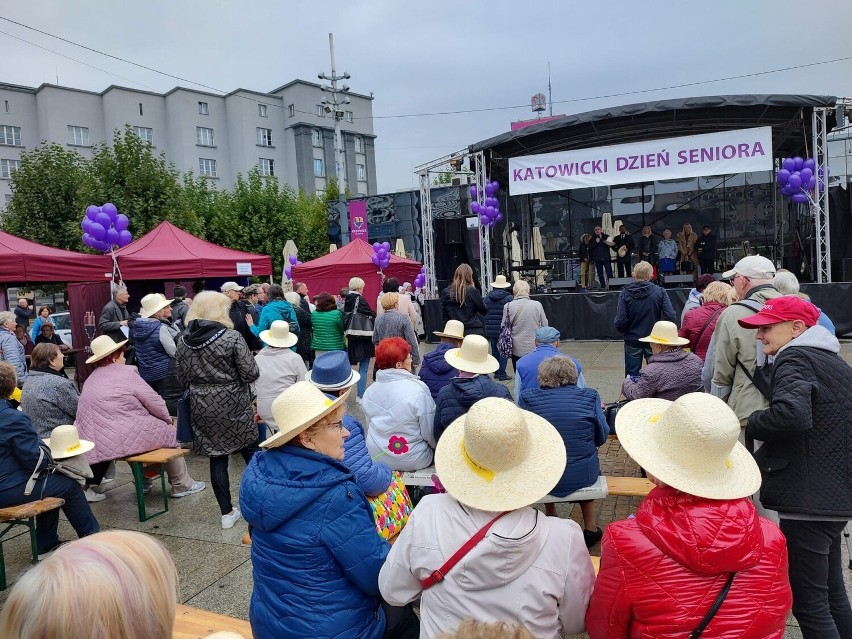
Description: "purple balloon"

(102, 203), (118, 221)
(85, 205), (99, 221)
(371, 254), (380, 266)
(89, 222), (106, 241)
(381, 241), (390, 251)
(380, 260), (390, 270)
(776, 169), (790, 185)
(288, 255), (298, 265)
(806, 176), (817, 190)
(787, 173), (802, 189)
(95, 212), (112, 229)
(791, 192), (809, 204)
(469, 185), (478, 200)
(484, 183), (496, 197)
(114, 214), (129, 232)
(792, 156), (804, 171)
(81, 233), (92, 247)
(470, 202), (481, 214)
(372, 242), (381, 251)
(117, 230), (132, 247)
(485, 205), (496, 217)
(479, 214), (489, 224)
(803, 158), (816, 171)
(81, 218), (92, 232)
(285, 266), (292, 279)
(495, 213), (503, 223)
(782, 158), (796, 172)
(106, 228), (119, 245)
(798, 168), (813, 184)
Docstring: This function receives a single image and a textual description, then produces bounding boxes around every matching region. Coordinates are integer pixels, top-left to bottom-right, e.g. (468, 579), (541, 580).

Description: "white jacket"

(253, 347), (307, 432)
(379, 494), (595, 638)
(363, 368), (436, 471)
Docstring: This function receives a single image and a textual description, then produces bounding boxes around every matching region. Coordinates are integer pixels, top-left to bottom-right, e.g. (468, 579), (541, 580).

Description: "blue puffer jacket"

(239, 446), (389, 639)
(343, 415), (393, 497)
(433, 374), (512, 442)
(483, 289), (513, 338)
(519, 385), (609, 496)
(131, 317), (171, 382)
(418, 343), (456, 401)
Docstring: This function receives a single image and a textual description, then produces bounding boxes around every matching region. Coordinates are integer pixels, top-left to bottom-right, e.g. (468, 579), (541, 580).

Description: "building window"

(345, 110), (353, 123)
(354, 135), (364, 153)
(139, 102), (143, 116)
(196, 127), (215, 146)
(258, 103), (268, 117)
(316, 104), (325, 117)
(288, 104), (295, 117)
(356, 163), (366, 181)
(67, 125), (90, 146)
(4, 100), (8, 113)
(256, 127), (273, 146)
(198, 101), (209, 115)
(198, 158), (217, 177)
(133, 126), (153, 144)
(258, 158), (274, 177)
(4, 193), (11, 205)
(313, 158), (324, 177)
(0, 125), (21, 146)
(315, 189), (326, 197)
(312, 129), (323, 147)
(1, 159), (21, 179)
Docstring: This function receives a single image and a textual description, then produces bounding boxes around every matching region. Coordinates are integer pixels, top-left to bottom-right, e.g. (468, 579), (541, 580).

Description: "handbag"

(344, 296), (374, 337)
(497, 301), (529, 359)
(680, 259), (694, 273)
(175, 389), (193, 443)
(604, 400), (628, 436)
(690, 573), (736, 638)
(368, 472), (413, 540)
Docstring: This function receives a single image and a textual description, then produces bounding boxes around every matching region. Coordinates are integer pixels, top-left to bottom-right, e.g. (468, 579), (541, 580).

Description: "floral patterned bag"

(368, 471), (413, 540)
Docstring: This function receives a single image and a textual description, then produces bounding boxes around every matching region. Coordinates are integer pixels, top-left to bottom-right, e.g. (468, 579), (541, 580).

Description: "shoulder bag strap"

(510, 300), (530, 328)
(690, 573), (736, 638)
(694, 306), (724, 348)
(420, 512), (508, 590)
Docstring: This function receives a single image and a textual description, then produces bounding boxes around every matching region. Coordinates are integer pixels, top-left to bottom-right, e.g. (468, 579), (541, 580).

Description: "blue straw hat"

(306, 350), (360, 391)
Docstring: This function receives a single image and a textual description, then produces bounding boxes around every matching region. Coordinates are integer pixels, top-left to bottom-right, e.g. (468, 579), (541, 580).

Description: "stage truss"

(812, 106), (832, 283)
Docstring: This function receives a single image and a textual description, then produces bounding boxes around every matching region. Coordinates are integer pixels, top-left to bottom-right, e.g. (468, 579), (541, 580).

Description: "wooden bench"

(174, 603), (253, 638)
(0, 497), (65, 590)
(123, 448), (190, 522)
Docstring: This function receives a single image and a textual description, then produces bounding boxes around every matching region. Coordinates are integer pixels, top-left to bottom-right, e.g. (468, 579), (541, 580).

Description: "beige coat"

(676, 230), (698, 264)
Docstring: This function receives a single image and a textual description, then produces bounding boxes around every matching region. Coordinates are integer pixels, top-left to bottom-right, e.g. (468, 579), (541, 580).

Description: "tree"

(2, 143), (87, 249)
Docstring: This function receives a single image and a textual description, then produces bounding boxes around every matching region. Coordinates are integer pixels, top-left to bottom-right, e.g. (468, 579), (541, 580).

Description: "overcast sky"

(2, 1), (851, 193)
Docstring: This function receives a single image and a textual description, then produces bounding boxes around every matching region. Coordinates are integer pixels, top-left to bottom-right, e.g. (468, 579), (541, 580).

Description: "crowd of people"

(0, 250), (850, 639)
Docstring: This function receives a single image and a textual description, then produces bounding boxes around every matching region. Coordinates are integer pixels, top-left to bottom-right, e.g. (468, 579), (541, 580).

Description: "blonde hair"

(0, 531), (178, 639)
(284, 291), (301, 306)
(701, 281), (734, 305)
(348, 277), (365, 292)
(185, 291), (233, 329)
(438, 620), (533, 639)
(512, 280), (530, 296)
(632, 261), (654, 281)
(451, 264), (475, 307)
(537, 355), (579, 388)
(380, 292), (399, 310)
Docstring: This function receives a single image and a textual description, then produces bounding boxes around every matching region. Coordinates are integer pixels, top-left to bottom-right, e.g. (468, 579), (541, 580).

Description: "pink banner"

(348, 200), (368, 242)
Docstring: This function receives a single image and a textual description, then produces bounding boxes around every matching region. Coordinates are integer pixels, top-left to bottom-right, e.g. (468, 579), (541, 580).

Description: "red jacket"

(679, 301), (726, 361)
(585, 486), (791, 638)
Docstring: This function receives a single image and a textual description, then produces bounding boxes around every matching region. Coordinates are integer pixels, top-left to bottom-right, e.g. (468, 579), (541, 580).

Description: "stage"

(422, 282), (851, 341)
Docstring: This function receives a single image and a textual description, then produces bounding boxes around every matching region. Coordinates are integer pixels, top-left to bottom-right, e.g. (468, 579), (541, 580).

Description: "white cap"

(220, 282), (243, 293)
(722, 255), (776, 280)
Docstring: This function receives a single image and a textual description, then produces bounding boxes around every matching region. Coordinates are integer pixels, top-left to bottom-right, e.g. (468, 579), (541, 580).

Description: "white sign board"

(236, 262), (253, 276)
(508, 126), (773, 196)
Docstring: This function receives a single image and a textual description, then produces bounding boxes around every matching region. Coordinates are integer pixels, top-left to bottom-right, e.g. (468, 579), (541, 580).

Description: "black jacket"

(588, 233), (612, 262)
(483, 289), (513, 338)
(343, 292), (375, 364)
(613, 233), (635, 257)
(579, 241), (592, 262)
(637, 234), (657, 262)
(695, 233), (717, 259)
(746, 326), (852, 517)
(440, 285), (486, 337)
(229, 300), (261, 351)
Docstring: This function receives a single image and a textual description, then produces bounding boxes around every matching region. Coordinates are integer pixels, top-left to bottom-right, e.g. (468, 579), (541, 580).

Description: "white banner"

(508, 126), (773, 196)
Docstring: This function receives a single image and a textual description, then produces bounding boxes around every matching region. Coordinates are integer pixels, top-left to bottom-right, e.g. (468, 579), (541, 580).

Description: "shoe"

(172, 481), (206, 498)
(142, 480), (154, 494)
(583, 527), (603, 548)
(99, 476), (115, 485)
(221, 509), (242, 529)
(85, 488), (106, 503)
(355, 396), (363, 406)
(494, 374), (513, 381)
(101, 461), (116, 483)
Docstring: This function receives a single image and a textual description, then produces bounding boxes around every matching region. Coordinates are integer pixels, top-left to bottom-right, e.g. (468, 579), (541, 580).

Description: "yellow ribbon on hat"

(649, 335), (670, 343)
(461, 440), (495, 482)
(648, 414), (661, 423)
(67, 443), (80, 452)
(324, 399), (334, 407)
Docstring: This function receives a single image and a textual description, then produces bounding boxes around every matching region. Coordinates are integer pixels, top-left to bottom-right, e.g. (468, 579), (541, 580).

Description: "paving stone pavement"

(1, 339), (850, 637)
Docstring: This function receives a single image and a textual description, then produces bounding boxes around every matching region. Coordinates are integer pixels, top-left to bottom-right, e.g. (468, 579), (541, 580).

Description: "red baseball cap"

(738, 296), (820, 328)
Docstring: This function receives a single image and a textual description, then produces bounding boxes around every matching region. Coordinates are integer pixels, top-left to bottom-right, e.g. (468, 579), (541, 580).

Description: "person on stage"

(637, 226), (656, 266)
(612, 225), (635, 279)
(578, 233), (596, 290)
(695, 225), (717, 275)
(588, 226), (613, 289)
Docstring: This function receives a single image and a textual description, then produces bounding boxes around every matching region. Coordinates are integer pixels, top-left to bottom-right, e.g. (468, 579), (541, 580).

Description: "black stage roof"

(470, 95), (838, 164)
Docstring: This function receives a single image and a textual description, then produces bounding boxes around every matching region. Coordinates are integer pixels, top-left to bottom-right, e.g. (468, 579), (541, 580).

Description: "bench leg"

(544, 503), (557, 517)
(130, 462), (148, 522)
(159, 463), (169, 516)
(26, 516), (38, 564)
(0, 533), (6, 591)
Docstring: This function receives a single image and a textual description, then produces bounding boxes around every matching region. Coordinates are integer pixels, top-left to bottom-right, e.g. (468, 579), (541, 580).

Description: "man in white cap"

(220, 282), (259, 350)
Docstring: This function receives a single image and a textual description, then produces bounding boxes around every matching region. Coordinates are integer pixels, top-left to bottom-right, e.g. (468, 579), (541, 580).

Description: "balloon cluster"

(776, 157), (824, 205)
(413, 265), (427, 289)
(81, 203), (132, 252)
(469, 179), (502, 227)
(371, 242), (391, 270)
(285, 254), (302, 279)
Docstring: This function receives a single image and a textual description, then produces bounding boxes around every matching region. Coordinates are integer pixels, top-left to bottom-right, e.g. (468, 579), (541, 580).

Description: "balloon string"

(110, 246), (123, 285)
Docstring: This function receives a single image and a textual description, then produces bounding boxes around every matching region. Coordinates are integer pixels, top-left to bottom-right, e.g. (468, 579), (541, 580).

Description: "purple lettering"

(558, 163), (576, 177)
(513, 168), (524, 181)
(752, 141), (765, 156)
(616, 156), (629, 171)
(523, 168), (534, 180)
(580, 160), (592, 174)
(545, 165), (557, 178)
(722, 145), (736, 159)
(737, 143), (750, 157)
(700, 147), (714, 163)
(592, 159), (604, 173)
(658, 151), (670, 166)
(677, 150), (688, 164)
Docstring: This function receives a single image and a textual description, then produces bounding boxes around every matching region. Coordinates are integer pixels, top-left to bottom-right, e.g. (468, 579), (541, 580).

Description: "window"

(133, 126), (153, 144)
(258, 158), (274, 177)
(1, 159), (20, 178)
(258, 103), (268, 117)
(288, 104), (295, 117)
(345, 110), (353, 123)
(356, 163), (366, 181)
(311, 129), (323, 147)
(4, 193), (10, 205)
(256, 127), (273, 146)
(354, 136), (364, 153)
(198, 101), (209, 115)
(313, 158), (324, 177)
(316, 104), (325, 117)
(0, 126), (21, 146)
(4, 100), (8, 113)
(139, 102), (143, 116)
(67, 125), (90, 146)
(315, 189), (326, 197)
(198, 158), (217, 177)
(196, 126), (215, 146)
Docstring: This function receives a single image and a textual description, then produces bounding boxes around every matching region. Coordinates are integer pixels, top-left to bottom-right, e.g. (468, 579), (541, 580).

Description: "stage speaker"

(663, 274), (695, 287)
(608, 277), (634, 288)
(442, 218), (464, 245)
(842, 258), (852, 282)
(550, 280), (577, 291)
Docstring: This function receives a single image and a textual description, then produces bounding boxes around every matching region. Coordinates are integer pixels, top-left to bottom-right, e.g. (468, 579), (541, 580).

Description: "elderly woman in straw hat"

(620, 320), (703, 401)
(379, 397), (595, 638)
(239, 381), (418, 639)
(418, 320), (465, 402)
(483, 274), (513, 381)
(131, 293), (179, 395)
(0, 361), (100, 554)
(585, 393), (791, 637)
(254, 320), (306, 434)
(76, 335), (205, 502)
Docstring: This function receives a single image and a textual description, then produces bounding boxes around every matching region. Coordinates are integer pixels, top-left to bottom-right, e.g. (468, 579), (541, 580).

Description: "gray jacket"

(99, 300), (130, 336)
(0, 328), (26, 384)
(20, 370), (79, 438)
(372, 309), (421, 366)
(505, 296), (548, 358)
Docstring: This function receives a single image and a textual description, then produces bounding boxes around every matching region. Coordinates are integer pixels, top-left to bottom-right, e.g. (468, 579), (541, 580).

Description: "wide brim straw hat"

(261, 381), (350, 449)
(615, 393), (761, 500)
(638, 320), (690, 346)
(433, 319), (465, 340)
(44, 424), (95, 460)
(491, 274), (511, 289)
(260, 320), (298, 348)
(139, 293), (173, 318)
(444, 334), (499, 374)
(435, 397), (566, 512)
(85, 335), (129, 364)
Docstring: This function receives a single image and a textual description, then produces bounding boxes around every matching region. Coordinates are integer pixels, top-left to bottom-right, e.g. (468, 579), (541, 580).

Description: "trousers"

(210, 447), (259, 515)
(624, 340), (652, 377)
(594, 260), (613, 288)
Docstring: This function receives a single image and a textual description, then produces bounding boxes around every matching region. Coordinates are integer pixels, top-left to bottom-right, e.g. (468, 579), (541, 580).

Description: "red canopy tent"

(0, 231), (110, 282)
(113, 221), (272, 279)
(291, 238), (422, 305)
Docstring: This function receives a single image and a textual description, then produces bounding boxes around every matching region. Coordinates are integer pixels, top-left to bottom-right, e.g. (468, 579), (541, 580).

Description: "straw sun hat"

(435, 397), (566, 512)
(638, 320), (690, 347)
(139, 293), (173, 318)
(85, 335), (128, 364)
(260, 320), (298, 348)
(260, 381), (350, 449)
(433, 319), (465, 340)
(43, 424), (95, 460)
(615, 393), (761, 500)
(444, 334), (498, 375)
(491, 274), (511, 289)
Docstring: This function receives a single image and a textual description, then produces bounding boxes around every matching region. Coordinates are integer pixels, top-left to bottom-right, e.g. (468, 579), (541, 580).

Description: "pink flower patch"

(388, 435), (409, 455)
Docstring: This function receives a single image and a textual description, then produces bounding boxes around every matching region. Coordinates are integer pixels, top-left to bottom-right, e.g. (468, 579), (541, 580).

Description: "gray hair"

(112, 286), (128, 300)
(773, 270), (801, 296)
(0, 311), (15, 328)
(284, 291), (301, 306)
(537, 355), (579, 388)
(632, 261), (653, 281)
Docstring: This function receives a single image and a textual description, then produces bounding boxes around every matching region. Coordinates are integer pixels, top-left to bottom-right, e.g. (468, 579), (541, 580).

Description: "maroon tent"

(0, 231), (110, 282)
(113, 221), (273, 279)
(291, 238), (422, 305)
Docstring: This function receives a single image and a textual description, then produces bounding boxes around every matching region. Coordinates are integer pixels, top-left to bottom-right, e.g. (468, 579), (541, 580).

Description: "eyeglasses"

(325, 421), (345, 432)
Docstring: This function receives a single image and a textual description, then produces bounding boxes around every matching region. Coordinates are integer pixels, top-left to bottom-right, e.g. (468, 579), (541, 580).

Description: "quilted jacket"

(418, 343), (456, 401)
(371, 310), (421, 366)
(483, 288), (513, 338)
(621, 348), (703, 401)
(0, 327), (26, 384)
(585, 486), (791, 638)
(440, 285), (487, 337)
(519, 385), (608, 497)
(311, 309), (346, 351)
(433, 374), (511, 443)
(514, 344), (585, 400)
(240, 445), (389, 639)
(679, 301), (726, 361)
(75, 363), (178, 464)
(131, 317), (175, 383)
(20, 369), (79, 439)
(614, 281), (677, 342)
(504, 296), (548, 358)
(746, 325), (852, 517)
(343, 415), (392, 497)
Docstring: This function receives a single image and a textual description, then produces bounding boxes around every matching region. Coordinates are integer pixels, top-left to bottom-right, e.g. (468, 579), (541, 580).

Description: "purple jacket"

(621, 348), (704, 401)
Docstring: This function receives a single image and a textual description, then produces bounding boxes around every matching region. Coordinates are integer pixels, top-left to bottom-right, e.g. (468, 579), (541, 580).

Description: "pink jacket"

(76, 364), (178, 464)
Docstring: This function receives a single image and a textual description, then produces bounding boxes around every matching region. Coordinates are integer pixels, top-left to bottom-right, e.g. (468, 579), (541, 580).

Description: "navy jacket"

(418, 343), (457, 401)
(0, 400), (48, 494)
(519, 386), (608, 496)
(240, 445), (388, 639)
(614, 281), (677, 341)
(433, 375), (512, 442)
(483, 289), (513, 338)
(131, 317), (171, 383)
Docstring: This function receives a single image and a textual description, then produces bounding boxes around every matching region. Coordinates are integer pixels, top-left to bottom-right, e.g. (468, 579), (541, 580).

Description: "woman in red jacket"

(585, 393), (791, 638)
(678, 281), (735, 361)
